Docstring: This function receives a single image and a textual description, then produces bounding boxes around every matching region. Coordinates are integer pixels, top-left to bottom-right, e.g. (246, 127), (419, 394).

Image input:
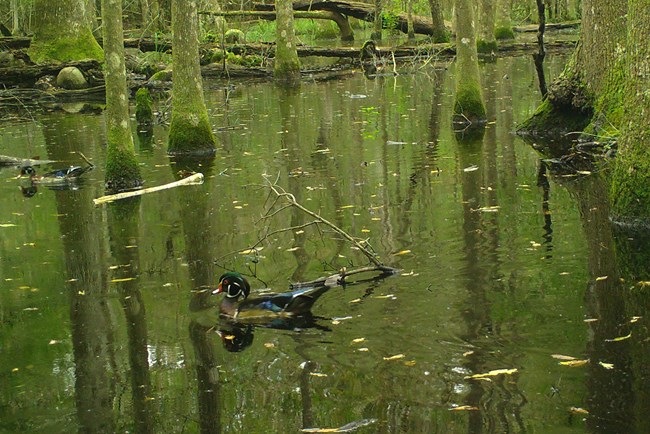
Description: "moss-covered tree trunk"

(495, 0), (514, 39)
(29, 0), (103, 63)
(478, 0), (497, 53)
(102, 0), (143, 192)
(609, 0), (650, 219)
(453, 0), (486, 124)
(517, 0), (627, 137)
(168, 0), (217, 155)
(274, 0), (301, 85)
(427, 0), (449, 42)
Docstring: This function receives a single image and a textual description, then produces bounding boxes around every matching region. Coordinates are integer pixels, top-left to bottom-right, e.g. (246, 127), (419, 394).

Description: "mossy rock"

(149, 69), (172, 82)
(56, 66), (89, 89)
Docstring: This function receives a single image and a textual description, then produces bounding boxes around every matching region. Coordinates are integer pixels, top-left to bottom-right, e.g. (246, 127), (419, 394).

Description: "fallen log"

(93, 172), (204, 205)
(0, 154), (56, 167)
(0, 59), (101, 87)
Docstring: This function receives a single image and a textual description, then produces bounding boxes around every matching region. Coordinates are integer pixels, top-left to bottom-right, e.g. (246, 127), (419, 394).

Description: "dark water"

(1, 55), (649, 433)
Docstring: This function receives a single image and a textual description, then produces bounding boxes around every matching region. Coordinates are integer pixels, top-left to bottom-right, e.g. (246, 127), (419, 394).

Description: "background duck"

(19, 164), (94, 184)
(213, 271), (331, 322)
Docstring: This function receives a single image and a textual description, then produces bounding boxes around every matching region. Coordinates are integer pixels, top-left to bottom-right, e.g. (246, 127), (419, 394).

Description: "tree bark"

(274, 0), (301, 85)
(168, 0), (217, 155)
(609, 0), (650, 219)
(427, 0), (449, 42)
(29, 0), (103, 63)
(495, 0), (514, 39)
(478, 0), (497, 53)
(102, 0), (143, 192)
(453, 0), (486, 124)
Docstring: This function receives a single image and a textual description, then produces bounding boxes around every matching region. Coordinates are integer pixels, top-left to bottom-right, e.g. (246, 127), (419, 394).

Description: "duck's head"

(214, 272), (250, 300)
(19, 166), (36, 178)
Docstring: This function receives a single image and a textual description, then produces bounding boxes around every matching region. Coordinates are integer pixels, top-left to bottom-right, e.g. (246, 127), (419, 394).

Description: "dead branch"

(264, 176), (385, 268)
(93, 173), (204, 205)
(290, 265), (399, 288)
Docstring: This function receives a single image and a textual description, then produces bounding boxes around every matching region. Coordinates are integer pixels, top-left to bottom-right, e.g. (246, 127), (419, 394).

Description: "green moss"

(105, 146), (143, 193)
(431, 30), (450, 43)
(29, 30), (103, 63)
(454, 82), (486, 122)
(517, 97), (591, 138)
(476, 39), (498, 54)
(150, 69), (172, 81)
(584, 56), (626, 139)
(494, 26), (515, 40)
(168, 111), (217, 156)
(135, 88), (153, 125)
(610, 153), (650, 219)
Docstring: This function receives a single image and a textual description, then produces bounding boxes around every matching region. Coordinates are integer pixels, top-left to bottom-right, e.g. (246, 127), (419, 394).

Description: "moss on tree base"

(477, 39), (498, 54)
(454, 83), (486, 124)
(29, 31), (103, 64)
(105, 146), (143, 193)
(135, 88), (154, 125)
(168, 112), (217, 156)
(609, 136), (650, 220)
(494, 26), (515, 40)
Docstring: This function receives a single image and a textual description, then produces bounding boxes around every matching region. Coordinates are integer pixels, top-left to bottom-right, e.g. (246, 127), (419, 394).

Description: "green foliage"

(381, 12), (400, 33)
(245, 21), (277, 43)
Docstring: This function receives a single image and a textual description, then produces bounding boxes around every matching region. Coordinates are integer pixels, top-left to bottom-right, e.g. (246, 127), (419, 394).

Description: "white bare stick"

(93, 173), (204, 205)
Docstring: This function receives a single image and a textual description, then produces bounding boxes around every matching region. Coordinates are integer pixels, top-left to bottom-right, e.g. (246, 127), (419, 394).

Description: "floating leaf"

(584, 318), (598, 323)
(393, 249), (411, 256)
(465, 368), (518, 379)
(463, 165), (479, 172)
(598, 361), (614, 370)
(462, 351), (475, 357)
(351, 338), (366, 344)
(595, 276), (608, 281)
(404, 360), (416, 367)
(357, 348), (369, 352)
(361, 229), (370, 233)
(449, 405), (479, 411)
(477, 206), (500, 213)
(48, 340), (60, 345)
(374, 294), (395, 299)
(551, 354), (577, 361)
(630, 316), (642, 323)
(0, 223), (17, 228)
(559, 359), (589, 367)
(349, 298), (362, 303)
(605, 332), (632, 342)
(383, 354), (405, 361)
(339, 205), (355, 209)
(111, 277), (136, 283)
(310, 372), (328, 377)
(264, 342), (275, 349)
(638, 281), (650, 287)
(286, 247), (301, 252)
(569, 407), (589, 415)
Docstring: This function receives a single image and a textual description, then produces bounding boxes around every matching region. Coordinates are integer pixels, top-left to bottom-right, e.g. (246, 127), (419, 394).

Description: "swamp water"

(1, 55), (649, 433)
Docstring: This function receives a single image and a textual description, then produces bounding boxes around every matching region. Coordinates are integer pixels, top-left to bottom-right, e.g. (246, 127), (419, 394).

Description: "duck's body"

(214, 272), (330, 321)
(20, 165), (93, 184)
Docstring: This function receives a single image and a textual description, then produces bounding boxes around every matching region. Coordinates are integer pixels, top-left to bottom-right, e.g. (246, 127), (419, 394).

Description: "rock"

(56, 66), (89, 90)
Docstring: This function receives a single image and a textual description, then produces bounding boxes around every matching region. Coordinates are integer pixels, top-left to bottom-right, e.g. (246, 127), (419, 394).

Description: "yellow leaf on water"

(383, 354), (405, 361)
(361, 229), (371, 233)
(339, 205), (355, 209)
(605, 332), (632, 342)
(351, 338), (366, 344)
(349, 298), (362, 303)
(551, 354), (577, 361)
(638, 281), (650, 287)
(595, 276), (608, 281)
(569, 406), (589, 415)
(0, 224), (17, 228)
(559, 359), (589, 367)
(357, 348), (369, 352)
(630, 316), (642, 323)
(111, 277), (136, 283)
(584, 318), (598, 323)
(449, 405), (479, 411)
(264, 342), (275, 349)
(310, 372), (328, 377)
(404, 360), (416, 366)
(465, 368), (518, 379)
(463, 351), (474, 357)
(598, 361), (614, 370)
(286, 247), (301, 252)
(393, 249), (411, 256)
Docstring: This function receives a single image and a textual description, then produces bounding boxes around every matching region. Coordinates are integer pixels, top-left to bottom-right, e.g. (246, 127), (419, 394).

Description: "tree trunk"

(29, 0), (103, 63)
(427, 0), (449, 42)
(102, 0), (143, 192)
(495, 0), (514, 39)
(274, 0), (301, 85)
(371, 0), (383, 40)
(609, 0), (650, 219)
(168, 0), (217, 155)
(477, 0), (497, 53)
(453, 0), (486, 124)
(407, 0), (415, 40)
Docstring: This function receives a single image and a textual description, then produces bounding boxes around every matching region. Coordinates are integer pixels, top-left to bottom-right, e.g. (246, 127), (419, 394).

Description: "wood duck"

(20, 165), (93, 184)
(213, 271), (331, 321)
